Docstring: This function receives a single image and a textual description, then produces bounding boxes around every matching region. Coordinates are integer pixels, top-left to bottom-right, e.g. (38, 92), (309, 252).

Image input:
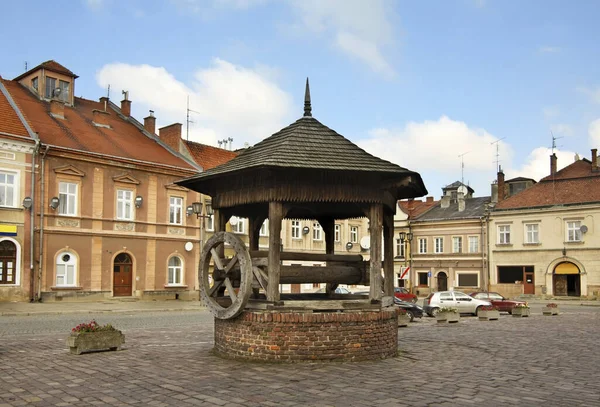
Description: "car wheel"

(508, 310), (512, 315)
(430, 308), (440, 317)
(406, 310), (415, 322)
(475, 306), (483, 316)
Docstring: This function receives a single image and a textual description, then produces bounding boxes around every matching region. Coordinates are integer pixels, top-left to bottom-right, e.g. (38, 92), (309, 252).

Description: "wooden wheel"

(199, 231), (252, 319)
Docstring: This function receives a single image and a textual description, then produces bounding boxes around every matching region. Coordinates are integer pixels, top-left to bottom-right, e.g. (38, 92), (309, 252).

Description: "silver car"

(423, 291), (491, 317)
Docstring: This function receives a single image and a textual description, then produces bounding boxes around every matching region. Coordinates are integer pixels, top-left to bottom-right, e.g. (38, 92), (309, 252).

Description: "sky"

(2, 0), (600, 198)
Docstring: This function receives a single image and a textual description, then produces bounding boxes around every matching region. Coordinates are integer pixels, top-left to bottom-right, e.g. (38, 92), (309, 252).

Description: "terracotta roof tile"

(184, 140), (238, 170)
(2, 80), (194, 170)
(495, 159), (600, 210)
(0, 79), (30, 138)
(399, 198), (438, 219)
(13, 60), (78, 81)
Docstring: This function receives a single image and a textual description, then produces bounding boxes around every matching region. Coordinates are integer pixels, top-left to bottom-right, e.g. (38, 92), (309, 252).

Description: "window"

(418, 272), (428, 286)
(452, 236), (462, 253)
(205, 204), (214, 231)
(167, 256), (183, 285)
(260, 220), (269, 236)
(350, 226), (358, 243)
(58, 182), (77, 216)
(334, 224), (341, 242)
(566, 221), (582, 242)
(434, 237), (444, 254)
(418, 238), (427, 254)
(56, 252), (77, 286)
(468, 236), (479, 253)
(525, 223), (539, 244)
(0, 171), (17, 207)
(291, 221), (301, 239)
(457, 273), (478, 287)
(59, 80), (70, 103)
(313, 222), (322, 241)
(498, 225), (511, 244)
(116, 189), (133, 220)
(31, 76), (38, 91)
(232, 218), (246, 234)
(169, 196), (183, 225)
(0, 240), (17, 284)
(396, 239), (405, 258)
(45, 76), (57, 98)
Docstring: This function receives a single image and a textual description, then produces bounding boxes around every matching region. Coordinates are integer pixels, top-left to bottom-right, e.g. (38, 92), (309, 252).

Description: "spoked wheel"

(199, 231), (252, 319)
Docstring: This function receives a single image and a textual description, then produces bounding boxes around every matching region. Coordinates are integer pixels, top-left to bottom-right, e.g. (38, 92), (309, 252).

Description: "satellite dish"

(184, 242), (194, 252)
(457, 185), (468, 195)
(580, 225), (588, 234)
(229, 216), (239, 226)
(360, 236), (371, 250)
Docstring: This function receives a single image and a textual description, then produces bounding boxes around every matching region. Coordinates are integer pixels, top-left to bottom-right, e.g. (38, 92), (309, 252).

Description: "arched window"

(168, 256), (183, 285)
(0, 240), (17, 284)
(56, 252), (77, 286)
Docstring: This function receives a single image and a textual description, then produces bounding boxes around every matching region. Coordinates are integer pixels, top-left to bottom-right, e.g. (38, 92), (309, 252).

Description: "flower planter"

(436, 312), (459, 324)
(478, 309), (500, 321)
(512, 308), (530, 318)
(67, 330), (125, 355)
(398, 313), (411, 327)
(543, 306), (559, 316)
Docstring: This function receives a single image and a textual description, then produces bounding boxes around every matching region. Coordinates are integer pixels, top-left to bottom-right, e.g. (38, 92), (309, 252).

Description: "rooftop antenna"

(186, 95), (201, 142)
(491, 137), (506, 173)
(227, 137), (233, 150)
(458, 151), (469, 185)
(551, 131), (563, 154)
(25, 61), (27, 71)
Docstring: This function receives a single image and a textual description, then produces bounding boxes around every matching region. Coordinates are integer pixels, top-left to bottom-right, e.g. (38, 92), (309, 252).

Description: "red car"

(394, 287), (418, 303)
(468, 292), (527, 314)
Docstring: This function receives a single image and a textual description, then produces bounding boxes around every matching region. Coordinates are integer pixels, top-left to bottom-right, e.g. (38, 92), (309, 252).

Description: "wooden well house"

(176, 80), (427, 322)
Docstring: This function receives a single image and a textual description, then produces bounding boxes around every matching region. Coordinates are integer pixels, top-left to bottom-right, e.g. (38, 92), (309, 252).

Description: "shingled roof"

(413, 196), (491, 222)
(13, 60), (78, 81)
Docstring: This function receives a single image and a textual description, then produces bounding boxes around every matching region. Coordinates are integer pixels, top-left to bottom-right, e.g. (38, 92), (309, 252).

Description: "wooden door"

(523, 272), (534, 295)
(437, 272), (447, 291)
(113, 253), (132, 296)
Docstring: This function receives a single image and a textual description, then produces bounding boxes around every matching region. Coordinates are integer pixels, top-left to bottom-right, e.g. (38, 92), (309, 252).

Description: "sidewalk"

(0, 299), (207, 317)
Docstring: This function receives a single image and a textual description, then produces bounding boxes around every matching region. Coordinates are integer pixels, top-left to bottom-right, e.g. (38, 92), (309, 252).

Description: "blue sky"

(2, 0), (600, 198)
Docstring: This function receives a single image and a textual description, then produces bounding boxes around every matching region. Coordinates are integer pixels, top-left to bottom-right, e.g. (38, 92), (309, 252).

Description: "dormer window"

(59, 80), (70, 103)
(45, 76), (56, 99)
(31, 77), (38, 91)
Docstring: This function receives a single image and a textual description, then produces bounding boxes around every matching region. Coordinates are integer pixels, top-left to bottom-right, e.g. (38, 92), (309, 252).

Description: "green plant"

(71, 320), (117, 334)
(438, 306), (458, 313)
(514, 303), (530, 309)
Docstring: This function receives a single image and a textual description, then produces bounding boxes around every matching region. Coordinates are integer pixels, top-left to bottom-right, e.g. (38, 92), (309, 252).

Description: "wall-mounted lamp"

(134, 195), (143, 209)
(399, 231), (413, 242)
(186, 205), (194, 217)
(562, 247), (567, 256)
(22, 196), (33, 210)
(192, 202), (214, 219)
(49, 196), (60, 210)
(346, 242), (353, 251)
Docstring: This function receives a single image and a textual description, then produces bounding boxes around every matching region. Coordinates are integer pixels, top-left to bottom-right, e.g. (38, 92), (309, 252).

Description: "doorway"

(113, 252), (133, 296)
(553, 262), (580, 297)
(437, 272), (448, 291)
(524, 272), (534, 295)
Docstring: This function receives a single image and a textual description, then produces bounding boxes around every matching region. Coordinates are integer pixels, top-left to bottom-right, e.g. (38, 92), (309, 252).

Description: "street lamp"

(399, 231), (413, 290)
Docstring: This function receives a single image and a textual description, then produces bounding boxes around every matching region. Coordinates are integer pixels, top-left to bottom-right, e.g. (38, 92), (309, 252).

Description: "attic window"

(31, 77), (38, 91)
(45, 76), (56, 99)
(59, 80), (70, 103)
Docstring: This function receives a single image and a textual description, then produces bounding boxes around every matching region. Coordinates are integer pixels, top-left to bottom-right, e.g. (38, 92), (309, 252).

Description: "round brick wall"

(213, 309), (398, 362)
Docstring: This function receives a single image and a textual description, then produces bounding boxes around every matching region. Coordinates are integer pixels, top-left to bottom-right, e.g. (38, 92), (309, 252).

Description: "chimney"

(121, 91), (131, 117)
(550, 153), (557, 175)
(497, 166), (505, 202)
(457, 192), (465, 212)
(144, 110), (156, 134)
(159, 123), (183, 151)
(491, 182), (498, 203)
(441, 195), (450, 208)
(99, 96), (109, 111)
(426, 196), (433, 203)
(49, 99), (65, 119)
(592, 148), (598, 172)
(92, 109), (110, 127)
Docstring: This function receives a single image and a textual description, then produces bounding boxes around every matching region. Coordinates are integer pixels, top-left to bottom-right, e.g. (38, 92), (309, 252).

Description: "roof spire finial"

(303, 77), (312, 117)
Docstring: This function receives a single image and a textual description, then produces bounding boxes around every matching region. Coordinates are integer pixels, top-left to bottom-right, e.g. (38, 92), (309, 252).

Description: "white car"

(422, 291), (491, 317)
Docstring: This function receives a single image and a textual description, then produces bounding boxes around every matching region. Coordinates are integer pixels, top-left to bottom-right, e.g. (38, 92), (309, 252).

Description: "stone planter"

(398, 313), (411, 327)
(512, 307), (531, 318)
(436, 312), (459, 324)
(478, 309), (500, 321)
(67, 330), (125, 355)
(543, 306), (559, 316)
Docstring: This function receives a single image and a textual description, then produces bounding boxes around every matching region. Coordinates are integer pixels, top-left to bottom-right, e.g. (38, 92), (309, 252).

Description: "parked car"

(468, 292), (527, 314)
(315, 286), (352, 294)
(422, 291), (492, 317)
(394, 287), (418, 303)
(393, 297), (424, 322)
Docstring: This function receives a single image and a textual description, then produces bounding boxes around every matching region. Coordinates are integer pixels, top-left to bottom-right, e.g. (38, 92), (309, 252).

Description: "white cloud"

(576, 86), (600, 104)
(510, 147), (576, 182)
(588, 119), (600, 147)
(357, 116), (512, 196)
(288, 0), (397, 77)
(96, 59), (294, 147)
(539, 46), (561, 53)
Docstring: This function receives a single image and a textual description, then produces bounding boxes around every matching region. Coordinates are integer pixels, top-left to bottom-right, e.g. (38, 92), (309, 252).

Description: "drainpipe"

(29, 140), (40, 301)
(37, 145), (50, 301)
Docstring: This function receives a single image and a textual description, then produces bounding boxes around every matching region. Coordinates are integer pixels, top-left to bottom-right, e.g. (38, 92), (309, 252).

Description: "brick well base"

(213, 309), (398, 362)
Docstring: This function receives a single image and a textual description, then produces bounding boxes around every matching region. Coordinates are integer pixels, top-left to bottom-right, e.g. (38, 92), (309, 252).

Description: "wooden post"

(267, 202), (283, 302)
(369, 203), (383, 301)
(383, 210), (394, 297)
(318, 217), (336, 294)
(248, 215), (265, 251)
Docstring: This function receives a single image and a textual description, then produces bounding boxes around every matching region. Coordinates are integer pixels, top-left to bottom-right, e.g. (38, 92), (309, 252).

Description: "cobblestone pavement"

(1, 305), (599, 407)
